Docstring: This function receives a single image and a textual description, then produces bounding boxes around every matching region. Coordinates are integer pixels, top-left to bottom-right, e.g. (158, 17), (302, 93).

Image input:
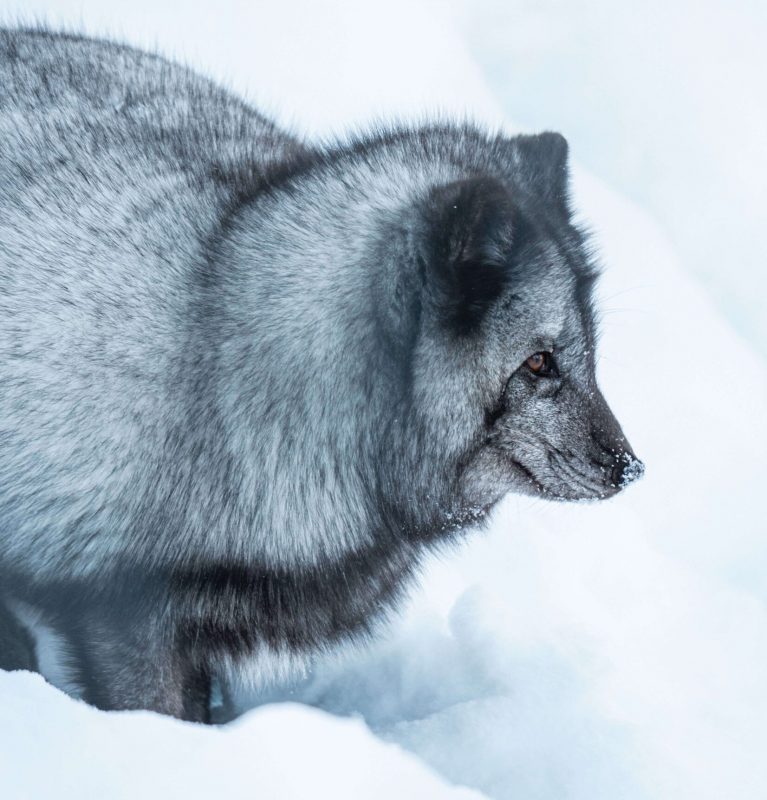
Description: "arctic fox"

(0, 27), (642, 721)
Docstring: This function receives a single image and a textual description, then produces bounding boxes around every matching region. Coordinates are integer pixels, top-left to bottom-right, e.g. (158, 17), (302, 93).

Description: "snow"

(0, 671), (483, 800)
(1, 1), (766, 799)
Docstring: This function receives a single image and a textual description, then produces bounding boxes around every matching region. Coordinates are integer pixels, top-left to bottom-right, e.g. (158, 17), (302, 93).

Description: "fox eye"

(525, 351), (556, 377)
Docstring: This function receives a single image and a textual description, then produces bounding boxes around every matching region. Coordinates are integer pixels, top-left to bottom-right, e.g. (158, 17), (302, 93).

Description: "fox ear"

(420, 176), (514, 336)
(513, 131), (570, 214)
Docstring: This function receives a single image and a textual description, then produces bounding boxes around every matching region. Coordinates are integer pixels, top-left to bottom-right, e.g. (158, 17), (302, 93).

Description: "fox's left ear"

(513, 131), (571, 215)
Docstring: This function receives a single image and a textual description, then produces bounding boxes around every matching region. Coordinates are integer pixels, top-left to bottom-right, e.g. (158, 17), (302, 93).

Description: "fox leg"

(0, 598), (37, 672)
(71, 604), (212, 723)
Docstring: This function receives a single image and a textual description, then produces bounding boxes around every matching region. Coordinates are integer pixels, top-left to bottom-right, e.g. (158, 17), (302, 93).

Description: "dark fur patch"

(0, 600), (36, 672)
(422, 176), (515, 335)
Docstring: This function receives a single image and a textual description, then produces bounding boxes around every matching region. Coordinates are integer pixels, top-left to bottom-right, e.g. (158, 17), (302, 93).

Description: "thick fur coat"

(0, 28), (642, 721)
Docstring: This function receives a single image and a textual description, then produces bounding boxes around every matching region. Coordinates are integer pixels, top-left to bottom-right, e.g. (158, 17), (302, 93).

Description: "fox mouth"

(505, 440), (643, 502)
(509, 454), (610, 501)
(547, 450), (620, 500)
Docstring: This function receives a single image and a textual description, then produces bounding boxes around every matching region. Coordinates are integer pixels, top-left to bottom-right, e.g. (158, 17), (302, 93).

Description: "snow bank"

(0, 670), (483, 800)
(1, 1), (766, 799)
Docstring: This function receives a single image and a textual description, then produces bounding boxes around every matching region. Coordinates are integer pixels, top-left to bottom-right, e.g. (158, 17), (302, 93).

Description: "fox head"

(375, 129), (644, 515)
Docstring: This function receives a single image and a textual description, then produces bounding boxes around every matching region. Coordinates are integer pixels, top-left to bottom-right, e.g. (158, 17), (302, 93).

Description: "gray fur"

(0, 27), (642, 720)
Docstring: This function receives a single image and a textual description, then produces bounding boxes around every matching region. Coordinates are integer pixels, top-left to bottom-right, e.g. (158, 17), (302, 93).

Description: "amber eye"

(525, 352), (555, 376)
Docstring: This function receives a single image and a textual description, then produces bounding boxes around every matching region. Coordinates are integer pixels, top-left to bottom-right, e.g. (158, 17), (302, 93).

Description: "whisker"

(598, 284), (653, 303)
(599, 307), (651, 316)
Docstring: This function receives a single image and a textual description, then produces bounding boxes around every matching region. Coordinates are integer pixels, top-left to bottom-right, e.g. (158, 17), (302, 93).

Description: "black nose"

(611, 452), (645, 489)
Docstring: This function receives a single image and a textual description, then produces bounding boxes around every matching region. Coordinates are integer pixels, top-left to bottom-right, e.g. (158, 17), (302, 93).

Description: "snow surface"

(1, 1), (766, 799)
(0, 671), (484, 800)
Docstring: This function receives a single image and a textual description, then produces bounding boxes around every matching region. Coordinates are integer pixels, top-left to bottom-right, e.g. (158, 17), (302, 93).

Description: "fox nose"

(610, 451), (645, 489)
